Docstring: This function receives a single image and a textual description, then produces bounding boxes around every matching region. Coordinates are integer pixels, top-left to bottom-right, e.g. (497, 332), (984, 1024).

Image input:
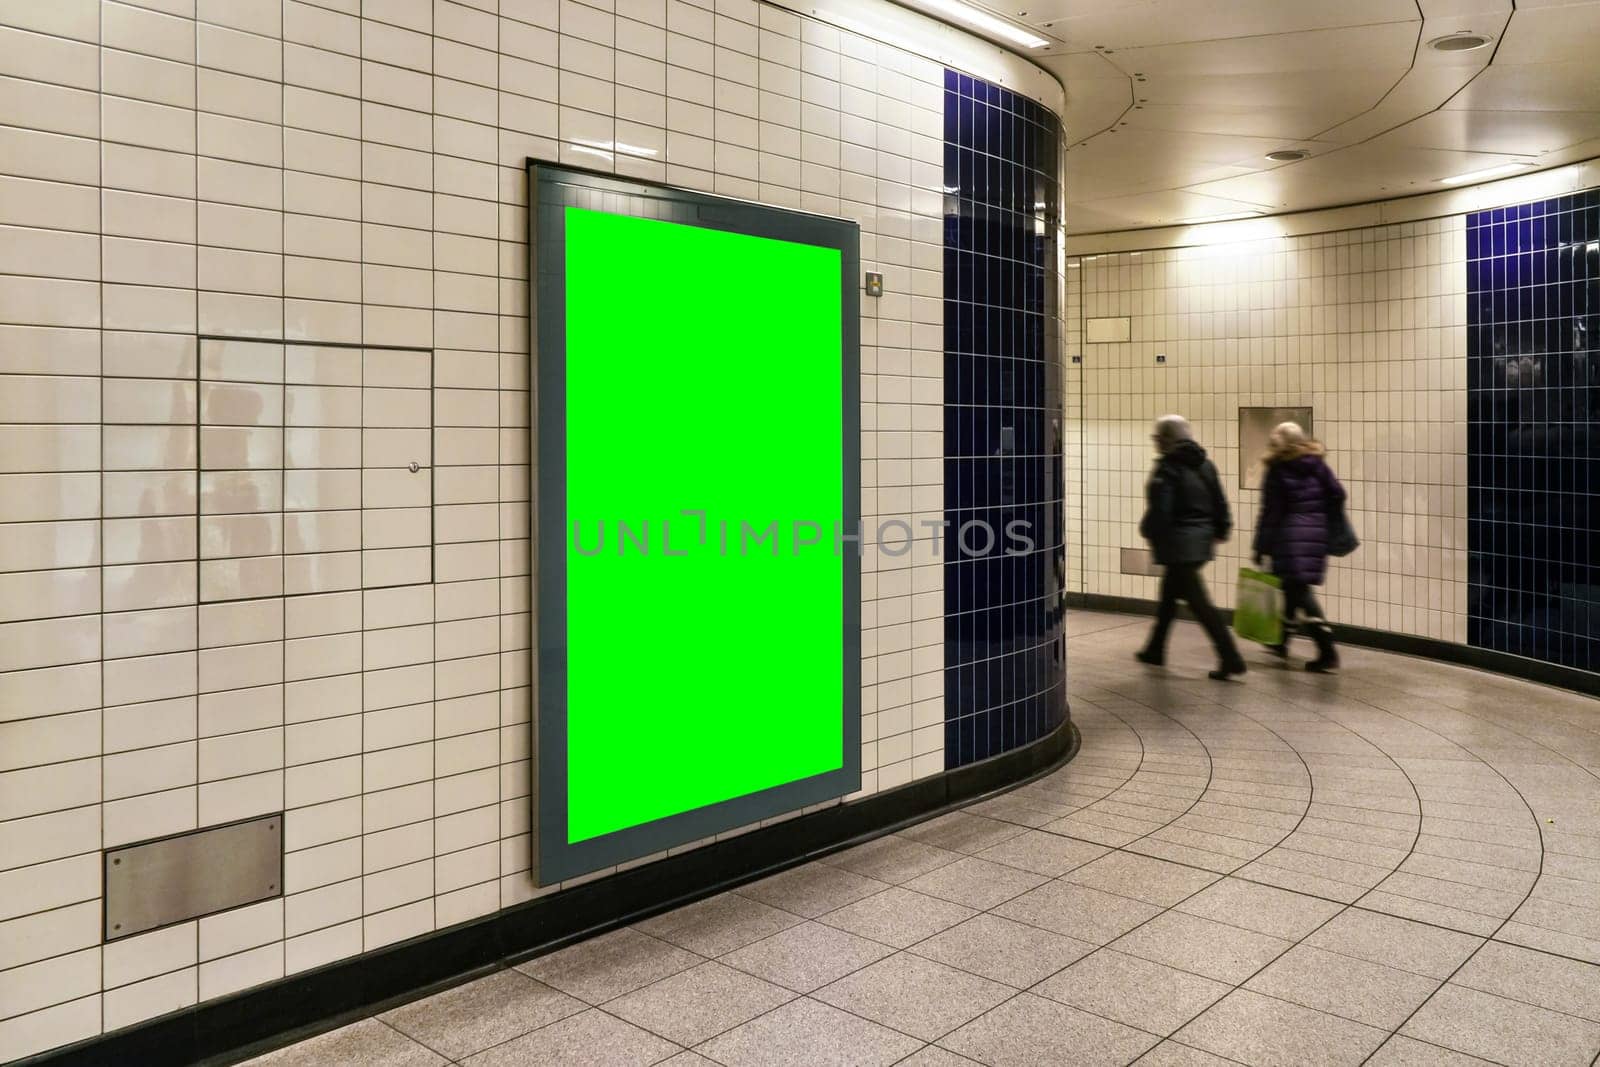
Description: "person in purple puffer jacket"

(1252, 421), (1344, 672)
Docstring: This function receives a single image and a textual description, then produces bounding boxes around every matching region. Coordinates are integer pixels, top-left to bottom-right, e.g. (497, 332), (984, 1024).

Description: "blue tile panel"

(1466, 191), (1600, 673)
(942, 69), (1068, 768)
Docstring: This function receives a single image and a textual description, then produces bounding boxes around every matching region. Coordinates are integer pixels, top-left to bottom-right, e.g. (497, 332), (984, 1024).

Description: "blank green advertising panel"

(530, 164), (861, 884)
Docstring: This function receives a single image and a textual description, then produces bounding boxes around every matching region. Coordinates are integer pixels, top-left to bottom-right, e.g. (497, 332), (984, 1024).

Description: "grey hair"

(1269, 421), (1306, 450)
(1152, 414), (1192, 450)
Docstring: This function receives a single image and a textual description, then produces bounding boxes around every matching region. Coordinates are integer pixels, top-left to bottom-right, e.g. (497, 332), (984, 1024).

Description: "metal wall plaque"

(1120, 546), (1162, 576)
(104, 814), (282, 941)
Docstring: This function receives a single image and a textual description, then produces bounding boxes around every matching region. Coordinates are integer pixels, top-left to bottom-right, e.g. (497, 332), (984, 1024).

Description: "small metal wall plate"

(104, 814), (283, 941)
(1120, 547), (1163, 576)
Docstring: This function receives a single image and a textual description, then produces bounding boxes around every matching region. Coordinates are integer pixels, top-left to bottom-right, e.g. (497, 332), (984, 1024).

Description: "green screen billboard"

(530, 164), (861, 883)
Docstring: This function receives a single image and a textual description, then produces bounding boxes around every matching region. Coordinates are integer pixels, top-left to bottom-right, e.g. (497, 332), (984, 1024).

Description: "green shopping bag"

(1233, 568), (1283, 645)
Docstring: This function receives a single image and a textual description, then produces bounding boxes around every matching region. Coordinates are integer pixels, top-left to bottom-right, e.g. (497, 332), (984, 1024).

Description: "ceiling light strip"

(1439, 162), (1535, 186)
(919, 0), (1050, 49)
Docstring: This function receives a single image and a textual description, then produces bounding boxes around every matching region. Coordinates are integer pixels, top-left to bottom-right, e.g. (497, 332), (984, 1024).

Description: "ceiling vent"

(1428, 32), (1492, 51)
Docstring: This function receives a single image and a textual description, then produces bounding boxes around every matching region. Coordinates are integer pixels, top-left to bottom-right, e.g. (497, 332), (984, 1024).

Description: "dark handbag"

(1328, 498), (1359, 557)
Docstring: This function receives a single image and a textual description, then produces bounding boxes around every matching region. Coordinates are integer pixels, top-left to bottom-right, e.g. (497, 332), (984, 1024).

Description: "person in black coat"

(1136, 415), (1247, 679)
(1252, 421), (1344, 672)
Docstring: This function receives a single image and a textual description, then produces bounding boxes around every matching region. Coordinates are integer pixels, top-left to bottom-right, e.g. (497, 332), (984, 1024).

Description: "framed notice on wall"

(527, 162), (862, 885)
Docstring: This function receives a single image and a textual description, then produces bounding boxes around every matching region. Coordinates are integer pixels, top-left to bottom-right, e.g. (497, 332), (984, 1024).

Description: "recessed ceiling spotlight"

(1428, 32), (1492, 51)
(1265, 149), (1308, 162)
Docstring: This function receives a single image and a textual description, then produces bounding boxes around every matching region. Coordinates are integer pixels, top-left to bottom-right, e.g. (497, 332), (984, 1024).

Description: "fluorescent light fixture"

(1178, 210), (1264, 225)
(920, 0), (1050, 48)
(572, 139), (659, 158)
(1439, 162), (1534, 185)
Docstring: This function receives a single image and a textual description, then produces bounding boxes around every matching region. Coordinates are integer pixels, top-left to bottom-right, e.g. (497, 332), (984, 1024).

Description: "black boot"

(1208, 658), (1247, 680)
(1305, 623), (1339, 673)
(1135, 648), (1164, 667)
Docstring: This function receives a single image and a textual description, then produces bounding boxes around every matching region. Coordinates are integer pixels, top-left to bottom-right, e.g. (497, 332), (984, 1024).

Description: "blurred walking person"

(1252, 421), (1345, 672)
(1136, 415), (1247, 680)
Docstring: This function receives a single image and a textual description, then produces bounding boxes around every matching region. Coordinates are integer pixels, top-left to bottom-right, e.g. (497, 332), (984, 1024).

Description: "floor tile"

(824, 835), (964, 883)
(379, 970), (584, 1060)
(909, 913), (1095, 988)
(816, 885), (975, 948)
(460, 1008), (679, 1067)
(1400, 984), (1600, 1066)
(1243, 943), (1439, 1029)
(1359, 890), (1506, 938)
(1064, 851), (1222, 906)
(1175, 989), (1387, 1066)
(718, 920), (894, 993)
(974, 830), (1110, 876)
(991, 879), (1161, 944)
(1364, 1035), (1498, 1065)
(898, 811), (1029, 854)
(902, 855), (1048, 909)
(937, 992), (1160, 1067)
(634, 892), (803, 957)
(516, 928), (702, 1004)
(1495, 917), (1600, 965)
(694, 997), (921, 1067)
(1109, 910), (1291, 985)
(244, 1020), (445, 1066)
(604, 962), (794, 1048)
(1131, 1041), (1246, 1066)
(1035, 949), (1230, 1036)
(1175, 877), (1344, 940)
(894, 1047), (984, 1066)
(734, 863), (891, 919)
(812, 952), (1012, 1042)
(1452, 939), (1600, 1022)
(1304, 908), (1484, 979)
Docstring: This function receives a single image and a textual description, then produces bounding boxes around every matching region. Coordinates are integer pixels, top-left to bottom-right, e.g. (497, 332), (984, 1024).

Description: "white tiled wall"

(0, 0), (1062, 1056)
(1065, 218), (1470, 643)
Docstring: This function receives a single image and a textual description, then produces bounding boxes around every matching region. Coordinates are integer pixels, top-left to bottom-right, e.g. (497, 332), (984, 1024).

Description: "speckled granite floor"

(248, 611), (1600, 1066)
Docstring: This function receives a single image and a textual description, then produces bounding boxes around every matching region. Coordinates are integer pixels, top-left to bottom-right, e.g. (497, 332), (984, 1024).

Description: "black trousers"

(1145, 562), (1242, 665)
(1281, 580), (1324, 623)
(1282, 579), (1336, 657)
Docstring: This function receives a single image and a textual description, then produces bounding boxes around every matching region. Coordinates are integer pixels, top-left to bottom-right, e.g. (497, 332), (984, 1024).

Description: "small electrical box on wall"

(864, 272), (883, 297)
(1155, 353), (1167, 363)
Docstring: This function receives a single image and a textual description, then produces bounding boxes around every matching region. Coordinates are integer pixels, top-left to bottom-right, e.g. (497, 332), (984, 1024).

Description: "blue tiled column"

(941, 70), (1068, 768)
(1466, 191), (1600, 673)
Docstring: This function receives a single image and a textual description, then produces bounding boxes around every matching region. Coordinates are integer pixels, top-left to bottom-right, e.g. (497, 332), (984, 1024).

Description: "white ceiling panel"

(1489, 1), (1600, 62)
(1019, 0), (1417, 51)
(1099, 23), (1417, 76)
(895, 0), (1600, 231)
(1444, 61), (1600, 111)
(1315, 68), (1491, 144)
(1381, 107), (1600, 154)
(1124, 104), (1339, 141)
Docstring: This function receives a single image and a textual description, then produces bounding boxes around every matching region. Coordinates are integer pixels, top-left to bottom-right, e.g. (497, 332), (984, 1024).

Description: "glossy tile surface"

(941, 71), (1067, 768)
(249, 613), (1600, 1065)
(1466, 191), (1600, 673)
